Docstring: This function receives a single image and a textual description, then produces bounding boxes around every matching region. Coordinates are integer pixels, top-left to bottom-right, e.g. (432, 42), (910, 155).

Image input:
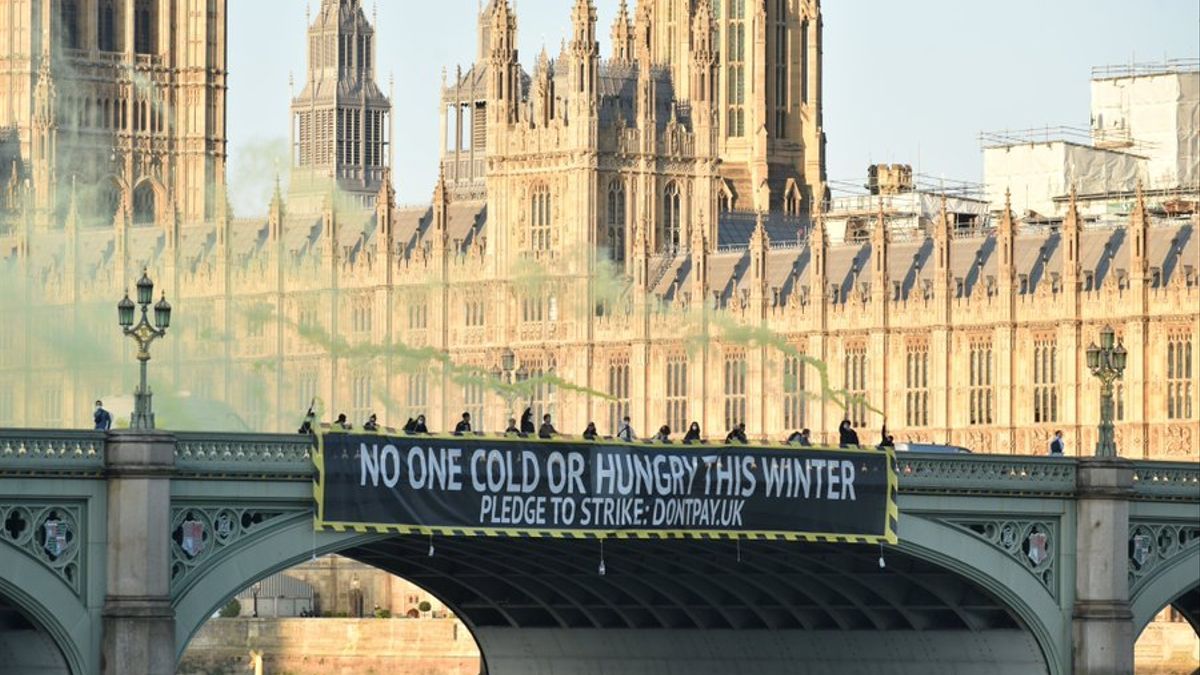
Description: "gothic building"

(0, 0), (1196, 463)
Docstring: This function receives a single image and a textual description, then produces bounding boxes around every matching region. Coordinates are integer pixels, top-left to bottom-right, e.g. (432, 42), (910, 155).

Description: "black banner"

(315, 433), (897, 543)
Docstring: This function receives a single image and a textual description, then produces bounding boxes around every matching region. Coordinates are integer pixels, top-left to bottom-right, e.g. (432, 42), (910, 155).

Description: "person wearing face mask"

(93, 400), (112, 431)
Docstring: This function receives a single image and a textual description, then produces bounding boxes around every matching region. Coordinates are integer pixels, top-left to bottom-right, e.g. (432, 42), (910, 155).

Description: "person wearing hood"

(838, 420), (860, 448)
(519, 408), (535, 436)
(582, 422), (599, 440)
(682, 422), (701, 444)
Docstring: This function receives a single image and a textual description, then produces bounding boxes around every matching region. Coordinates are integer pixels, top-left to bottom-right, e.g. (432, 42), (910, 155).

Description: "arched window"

(135, 0), (155, 54)
(99, 1), (117, 52)
(663, 182), (681, 252)
(132, 183), (156, 225)
(607, 180), (625, 263)
(530, 183), (551, 251)
(783, 181), (802, 216)
(60, 0), (80, 50)
(718, 184), (733, 213)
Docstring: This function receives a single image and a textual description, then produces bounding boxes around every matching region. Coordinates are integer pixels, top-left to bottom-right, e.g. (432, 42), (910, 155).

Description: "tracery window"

(1033, 338), (1058, 424)
(783, 353), (806, 431)
(406, 371), (427, 419)
(666, 354), (688, 434)
(969, 337), (994, 426)
(726, 0), (746, 137)
(723, 351), (747, 432)
(608, 356), (631, 435)
(663, 181), (682, 252)
(531, 183), (552, 251)
(773, 0), (788, 139)
(844, 342), (868, 427)
(905, 342), (930, 428)
(1167, 332), (1194, 420)
(607, 180), (626, 263)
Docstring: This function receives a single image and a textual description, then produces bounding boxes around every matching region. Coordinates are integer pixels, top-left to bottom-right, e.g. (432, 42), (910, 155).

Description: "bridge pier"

(1073, 457), (1135, 675)
(101, 431), (176, 675)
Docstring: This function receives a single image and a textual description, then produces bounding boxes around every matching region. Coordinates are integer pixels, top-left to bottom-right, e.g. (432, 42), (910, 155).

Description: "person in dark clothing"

(454, 412), (472, 435)
(1049, 430), (1065, 455)
(653, 425), (672, 443)
(878, 423), (895, 450)
(413, 415), (429, 434)
(519, 408), (535, 435)
(363, 414), (379, 432)
(504, 418), (520, 435)
(617, 416), (635, 441)
(94, 400), (113, 431)
(402, 417), (416, 433)
(787, 428), (812, 446)
(838, 420), (860, 448)
(682, 422), (702, 444)
(582, 422), (598, 440)
(335, 413), (352, 430)
(298, 405), (316, 434)
(538, 414), (557, 439)
(725, 423), (748, 444)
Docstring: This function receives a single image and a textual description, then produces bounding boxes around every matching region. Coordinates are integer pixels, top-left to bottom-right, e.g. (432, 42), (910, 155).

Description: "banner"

(314, 433), (898, 544)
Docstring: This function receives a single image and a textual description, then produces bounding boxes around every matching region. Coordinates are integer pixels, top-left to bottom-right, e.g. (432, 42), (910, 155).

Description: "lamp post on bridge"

(492, 348), (518, 430)
(117, 270), (172, 430)
(1086, 325), (1127, 457)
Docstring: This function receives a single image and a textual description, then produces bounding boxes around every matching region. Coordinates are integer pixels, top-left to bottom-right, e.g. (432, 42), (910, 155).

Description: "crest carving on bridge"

(948, 518), (1058, 597)
(1127, 521), (1200, 596)
(0, 502), (84, 597)
(170, 505), (308, 594)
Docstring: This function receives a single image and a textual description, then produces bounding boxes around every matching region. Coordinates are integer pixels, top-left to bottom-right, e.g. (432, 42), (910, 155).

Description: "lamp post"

(1086, 325), (1128, 457)
(117, 270), (171, 430)
(252, 581), (261, 618)
(492, 348), (518, 428)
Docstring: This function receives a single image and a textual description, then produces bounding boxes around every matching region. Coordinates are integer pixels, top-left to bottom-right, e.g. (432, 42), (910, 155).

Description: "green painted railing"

(0, 429), (1196, 502)
(0, 429), (106, 475)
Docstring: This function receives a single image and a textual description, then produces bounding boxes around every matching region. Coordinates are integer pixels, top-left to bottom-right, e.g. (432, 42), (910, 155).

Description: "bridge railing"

(0, 428), (107, 475)
(1131, 461), (1200, 501)
(896, 453), (1078, 496)
(173, 432), (315, 479)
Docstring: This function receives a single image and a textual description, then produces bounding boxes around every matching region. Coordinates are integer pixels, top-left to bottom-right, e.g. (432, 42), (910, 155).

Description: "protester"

(878, 421), (894, 450)
(787, 428), (812, 446)
(335, 413), (352, 430)
(520, 408), (535, 435)
(582, 422), (599, 440)
(402, 417), (416, 433)
(454, 412), (472, 435)
(725, 422), (748, 444)
(538, 413), (557, 439)
(652, 425), (672, 443)
(93, 400), (112, 431)
(1049, 430), (1065, 455)
(617, 415), (635, 442)
(682, 422), (702, 444)
(297, 409), (315, 435)
(504, 418), (520, 435)
(413, 415), (429, 434)
(838, 420), (859, 448)
(363, 414), (379, 432)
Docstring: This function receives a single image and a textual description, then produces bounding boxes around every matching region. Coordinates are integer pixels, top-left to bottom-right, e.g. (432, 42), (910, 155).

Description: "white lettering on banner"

(350, 441), (874, 531)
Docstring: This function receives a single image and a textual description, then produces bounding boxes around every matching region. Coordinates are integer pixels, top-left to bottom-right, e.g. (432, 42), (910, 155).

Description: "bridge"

(0, 428), (1196, 675)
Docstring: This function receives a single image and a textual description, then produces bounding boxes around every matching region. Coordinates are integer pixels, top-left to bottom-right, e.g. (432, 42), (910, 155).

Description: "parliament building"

(0, 0), (1196, 461)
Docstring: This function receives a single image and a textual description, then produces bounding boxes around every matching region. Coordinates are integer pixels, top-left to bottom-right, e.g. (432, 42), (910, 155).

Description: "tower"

(652, 0), (825, 215)
(289, 0), (392, 212)
(0, 0), (229, 226)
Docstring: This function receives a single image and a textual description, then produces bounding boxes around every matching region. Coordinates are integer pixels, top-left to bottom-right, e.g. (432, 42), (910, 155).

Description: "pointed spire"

(612, 0), (634, 64)
(1129, 178), (1149, 279)
(634, 0), (653, 66)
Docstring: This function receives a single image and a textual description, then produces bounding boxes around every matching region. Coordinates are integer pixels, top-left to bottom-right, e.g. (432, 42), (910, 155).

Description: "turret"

(431, 166), (449, 255)
(568, 0), (599, 109)
(871, 199), (888, 307)
(690, 215), (709, 308)
(531, 48), (555, 127)
(487, 0), (520, 126)
(376, 168), (396, 260)
(1063, 185), (1081, 291)
(611, 1), (634, 65)
(1129, 180), (1149, 286)
(933, 195), (952, 320)
(749, 212), (770, 312)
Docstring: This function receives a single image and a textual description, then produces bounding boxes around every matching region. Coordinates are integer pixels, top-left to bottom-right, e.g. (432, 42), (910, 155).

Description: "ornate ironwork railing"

(173, 432), (315, 479)
(1131, 462), (1200, 502)
(0, 429), (107, 475)
(896, 453), (1078, 496)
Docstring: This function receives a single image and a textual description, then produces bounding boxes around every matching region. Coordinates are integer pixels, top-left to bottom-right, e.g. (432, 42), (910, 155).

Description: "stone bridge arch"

(0, 539), (89, 675)
(173, 509), (1068, 674)
(1131, 543), (1200, 634)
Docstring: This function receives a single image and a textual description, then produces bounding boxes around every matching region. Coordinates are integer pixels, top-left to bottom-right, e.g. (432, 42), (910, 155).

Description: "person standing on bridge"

(878, 420), (895, 450)
(335, 413), (352, 431)
(413, 415), (429, 434)
(725, 423), (748, 444)
(1049, 430), (1065, 455)
(582, 421), (599, 440)
(838, 420), (860, 448)
(787, 428), (812, 446)
(653, 425), (672, 443)
(504, 417), (520, 436)
(617, 416), (635, 442)
(93, 400), (112, 431)
(682, 422), (702, 444)
(454, 412), (472, 435)
(519, 408), (535, 436)
(538, 413), (558, 439)
(363, 414), (379, 432)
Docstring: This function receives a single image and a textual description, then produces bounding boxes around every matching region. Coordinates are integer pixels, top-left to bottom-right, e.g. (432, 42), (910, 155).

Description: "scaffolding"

(1091, 58), (1200, 81)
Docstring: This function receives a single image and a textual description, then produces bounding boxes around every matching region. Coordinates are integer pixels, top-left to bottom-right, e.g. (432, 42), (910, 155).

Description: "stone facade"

(0, 0), (1196, 465)
(178, 617), (480, 675)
